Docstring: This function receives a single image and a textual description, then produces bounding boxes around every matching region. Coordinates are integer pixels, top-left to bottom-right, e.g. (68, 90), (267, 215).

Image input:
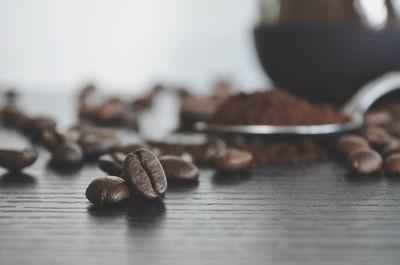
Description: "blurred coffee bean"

(41, 129), (64, 151)
(364, 111), (392, 126)
(93, 98), (124, 124)
(382, 140), (400, 158)
(85, 176), (131, 206)
(0, 148), (38, 172)
(79, 131), (119, 159)
(385, 153), (400, 175)
(213, 148), (253, 172)
(159, 155), (199, 183)
(0, 105), (29, 128)
(98, 152), (126, 176)
(364, 127), (393, 150)
(51, 141), (84, 167)
(132, 84), (162, 110)
(336, 135), (369, 155)
(346, 148), (382, 175)
(24, 116), (56, 138)
(123, 149), (167, 200)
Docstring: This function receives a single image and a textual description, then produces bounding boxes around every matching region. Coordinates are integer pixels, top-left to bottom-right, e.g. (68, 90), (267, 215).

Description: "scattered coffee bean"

(385, 153), (400, 175)
(213, 148), (253, 172)
(51, 141), (84, 167)
(123, 149), (167, 200)
(24, 116), (57, 138)
(336, 135), (369, 155)
(98, 152), (126, 176)
(79, 131), (119, 159)
(41, 129), (64, 151)
(0, 148), (38, 172)
(85, 176), (131, 206)
(159, 155), (199, 183)
(346, 148), (382, 175)
(0, 105), (29, 128)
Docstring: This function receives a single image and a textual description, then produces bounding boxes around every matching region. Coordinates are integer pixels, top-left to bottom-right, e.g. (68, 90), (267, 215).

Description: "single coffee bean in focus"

(123, 149), (167, 200)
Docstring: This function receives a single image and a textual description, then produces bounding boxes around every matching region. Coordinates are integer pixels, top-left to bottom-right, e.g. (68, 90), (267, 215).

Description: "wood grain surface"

(1, 93), (400, 265)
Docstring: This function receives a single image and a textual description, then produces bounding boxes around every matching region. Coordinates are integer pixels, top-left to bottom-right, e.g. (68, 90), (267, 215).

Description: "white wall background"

(0, 0), (268, 94)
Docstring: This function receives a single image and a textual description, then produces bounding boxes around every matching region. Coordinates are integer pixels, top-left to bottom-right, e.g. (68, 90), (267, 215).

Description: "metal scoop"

(194, 72), (400, 135)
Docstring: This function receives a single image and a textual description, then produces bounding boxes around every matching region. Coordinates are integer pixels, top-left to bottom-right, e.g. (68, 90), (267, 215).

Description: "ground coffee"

(211, 90), (349, 125)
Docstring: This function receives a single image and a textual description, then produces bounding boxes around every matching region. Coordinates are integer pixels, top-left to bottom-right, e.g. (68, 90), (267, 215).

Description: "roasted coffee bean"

(0, 105), (29, 128)
(41, 129), (64, 151)
(93, 98), (124, 124)
(85, 176), (131, 206)
(79, 131), (119, 158)
(364, 111), (392, 126)
(385, 153), (400, 175)
(24, 116), (57, 137)
(336, 135), (369, 155)
(123, 149), (167, 200)
(159, 155), (199, 183)
(213, 148), (253, 172)
(364, 127), (393, 150)
(382, 140), (400, 158)
(346, 148), (383, 175)
(98, 152), (126, 176)
(0, 148), (38, 172)
(51, 141), (84, 167)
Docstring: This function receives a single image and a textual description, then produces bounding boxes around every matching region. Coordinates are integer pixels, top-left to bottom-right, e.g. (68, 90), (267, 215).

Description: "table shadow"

(87, 200), (166, 229)
(212, 171), (251, 186)
(0, 172), (37, 187)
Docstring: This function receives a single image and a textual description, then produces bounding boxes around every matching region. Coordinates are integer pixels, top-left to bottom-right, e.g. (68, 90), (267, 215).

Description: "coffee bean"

(93, 98), (124, 124)
(336, 135), (369, 155)
(385, 153), (400, 175)
(159, 155), (199, 183)
(0, 148), (38, 172)
(364, 111), (392, 126)
(51, 141), (84, 167)
(85, 176), (131, 206)
(25, 116), (57, 138)
(79, 131), (119, 158)
(213, 148), (253, 172)
(382, 140), (400, 158)
(364, 127), (393, 150)
(0, 105), (29, 128)
(41, 129), (64, 151)
(346, 148), (382, 175)
(123, 149), (167, 200)
(98, 152), (126, 176)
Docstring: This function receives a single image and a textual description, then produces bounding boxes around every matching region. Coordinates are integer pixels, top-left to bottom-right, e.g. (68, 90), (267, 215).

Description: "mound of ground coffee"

(211, 90), (350, 125)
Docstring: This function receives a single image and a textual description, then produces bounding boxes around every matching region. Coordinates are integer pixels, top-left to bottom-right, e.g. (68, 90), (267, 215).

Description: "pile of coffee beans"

(86, 148), (168, 206)
(336, 120), (400, 176)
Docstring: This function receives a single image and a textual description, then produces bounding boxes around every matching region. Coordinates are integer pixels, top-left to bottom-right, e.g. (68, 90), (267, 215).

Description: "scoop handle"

(342, 72), (400, 116)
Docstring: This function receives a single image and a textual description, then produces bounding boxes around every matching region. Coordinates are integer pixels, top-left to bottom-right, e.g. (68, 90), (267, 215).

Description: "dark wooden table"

(1, 93), (400, 265)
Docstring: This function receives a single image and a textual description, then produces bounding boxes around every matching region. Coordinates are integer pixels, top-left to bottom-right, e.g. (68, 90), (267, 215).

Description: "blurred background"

(0, 0), (267, 94)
